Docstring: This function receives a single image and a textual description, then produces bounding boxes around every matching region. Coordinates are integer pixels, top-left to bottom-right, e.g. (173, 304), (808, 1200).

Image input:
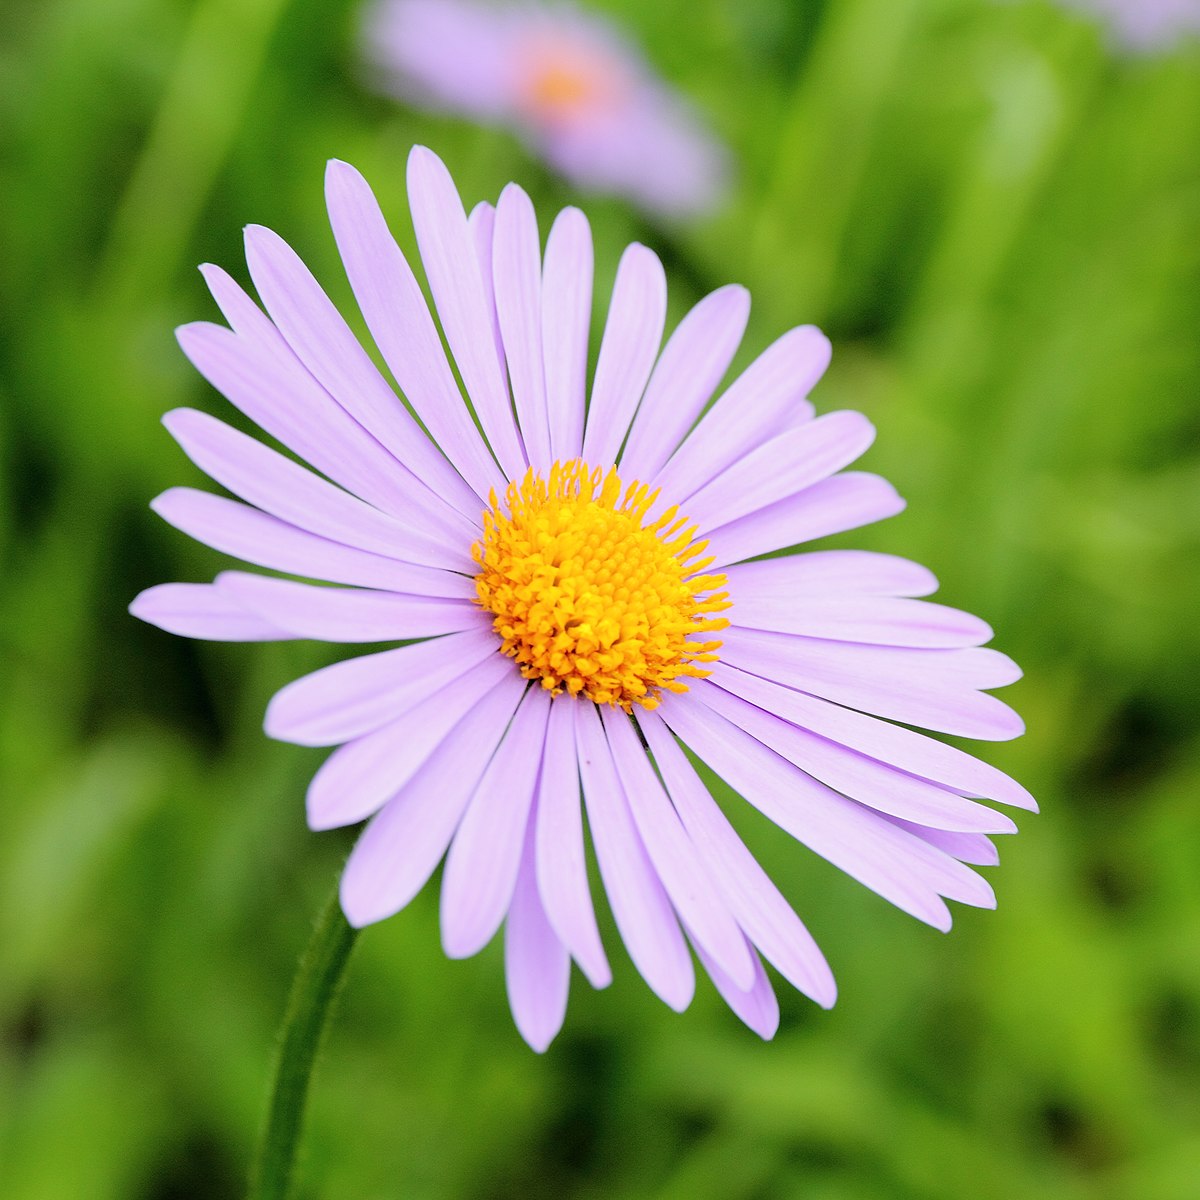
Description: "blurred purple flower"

(1061, 0), (1200, 50)
(131, 148), (1033, 1050)
(362, 0), (728, 218)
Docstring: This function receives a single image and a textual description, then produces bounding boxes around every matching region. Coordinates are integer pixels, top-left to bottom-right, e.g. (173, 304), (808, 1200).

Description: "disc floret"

(474, 459), (730, 710)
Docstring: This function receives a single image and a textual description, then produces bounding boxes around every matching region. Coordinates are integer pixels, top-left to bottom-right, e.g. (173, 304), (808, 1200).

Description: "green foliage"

(2, 0), (1199, 1195)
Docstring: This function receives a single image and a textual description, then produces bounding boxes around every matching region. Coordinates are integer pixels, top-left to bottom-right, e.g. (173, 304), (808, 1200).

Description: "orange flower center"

(517, 41), (623, 122)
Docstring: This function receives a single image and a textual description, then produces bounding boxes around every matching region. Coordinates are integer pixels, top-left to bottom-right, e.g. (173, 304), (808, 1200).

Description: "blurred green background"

(2, 0), (1199, 1196)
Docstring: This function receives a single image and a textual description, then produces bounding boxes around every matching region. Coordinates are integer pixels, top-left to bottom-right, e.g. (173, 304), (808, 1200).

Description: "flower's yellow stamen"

(473, 459), (731, 711)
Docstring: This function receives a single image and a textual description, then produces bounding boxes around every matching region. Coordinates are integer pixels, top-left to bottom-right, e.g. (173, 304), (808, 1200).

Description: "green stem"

(248, 885), (359, 1200)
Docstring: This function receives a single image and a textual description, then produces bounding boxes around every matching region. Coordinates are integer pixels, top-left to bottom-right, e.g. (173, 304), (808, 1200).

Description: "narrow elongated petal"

(652, 325), (830, 503)
(406, 146), (528, 476)
(493, 183), (553, 470)
(603, 707), (754, 989)
(681, 411), (876, 529)
(506, 819), (571, 1053)
(692, 678), (1016, 834)
(163, 408), (465, 569)
(340, 671), (527, 926)
(214, 572), (479, 643)
(729, 595), (993, 649)
(535, 699), (611, 988)
(199, 261), (274, 337)
(888, 819), (1002, 867)
(576, 704), (694, 1010)
(724, 551), (938, 599)
(129, 582), (296, 641)
(180, 294), (475, 540)
(152, 487), (467, 594)
(661, 696), (997, 928)
(467, 201), (507, 376)
(722, 629), (1021, 695)
(581, 243), (666, 466)
(245, 220), (505, 507)
(712, 661), (1034, 809)
(693, 935), (780, 1040)
(441, 688), (551, 958)
(706, 472), (905, 568)
(541, 207), (592, 461)
(178, 316), (466, 530)
(638, 711), (836, 1006)
(306, 654), (514, 830)
(265, 624), (497, 746)
(618, 284), (750, 483)
(717, 632), (1024, 741)
(326, 157), (524, 486)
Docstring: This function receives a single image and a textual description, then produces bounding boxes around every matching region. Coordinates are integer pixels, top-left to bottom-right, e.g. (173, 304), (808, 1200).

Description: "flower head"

(362, 0), (728, 218)
(132, 147), (1034, 1050)
(1059, 0), (1200, 51)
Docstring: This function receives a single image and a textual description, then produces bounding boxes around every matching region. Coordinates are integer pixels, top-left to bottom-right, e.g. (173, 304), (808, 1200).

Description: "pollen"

(473, 459), (731, 711)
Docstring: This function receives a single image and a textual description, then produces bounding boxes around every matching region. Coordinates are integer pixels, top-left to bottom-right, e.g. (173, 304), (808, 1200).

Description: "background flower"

(1059, 0), (1200, 50)
(362, 0), (729, 217)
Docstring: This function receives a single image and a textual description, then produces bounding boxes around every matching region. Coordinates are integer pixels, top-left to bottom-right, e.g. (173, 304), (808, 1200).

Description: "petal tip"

(660, 979), (695, 1013)
(809, 966), (838, 1010)
(338, 869), (386, 926)
(306, 804), (340, 834)
(160, 407), (191, 433)
(325, 159), (372, 206)
(498, 179), (528, 206)
(721, 281), (752, 312)
(127, 587), (157, 622)
(338, 892), (375, 930)
(406, 143), (441, 177)
(262, 693), (301, 744)
(517, 1024), (558, 1054)
(212, 569), (249, 594)
(440, 910), (491, 961)
(585, 961), (613, 990)
(242, 225), (281, 267)
(148, 488), (178, 516)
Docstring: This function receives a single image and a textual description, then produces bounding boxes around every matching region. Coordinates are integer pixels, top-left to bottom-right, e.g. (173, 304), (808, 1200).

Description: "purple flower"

(361, 0), (728, 218)
(132, 148), (1033, 1050)
(1060, 0), (1200, 50)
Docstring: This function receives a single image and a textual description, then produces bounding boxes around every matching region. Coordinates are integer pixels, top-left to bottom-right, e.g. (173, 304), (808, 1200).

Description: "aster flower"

(362, 0), (727, 219)
(132, 146), (1034, 1051)
(1059, 0), (1200, 50)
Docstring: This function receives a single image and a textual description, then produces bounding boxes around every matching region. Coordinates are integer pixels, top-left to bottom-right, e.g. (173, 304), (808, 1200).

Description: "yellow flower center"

(517, 40), (624, 123)
(473, 460), (731, 711)
(525, 62), (597, 118)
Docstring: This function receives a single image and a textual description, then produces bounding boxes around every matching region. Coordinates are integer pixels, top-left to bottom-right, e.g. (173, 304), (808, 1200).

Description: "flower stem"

(248, 884), (359, 1200)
